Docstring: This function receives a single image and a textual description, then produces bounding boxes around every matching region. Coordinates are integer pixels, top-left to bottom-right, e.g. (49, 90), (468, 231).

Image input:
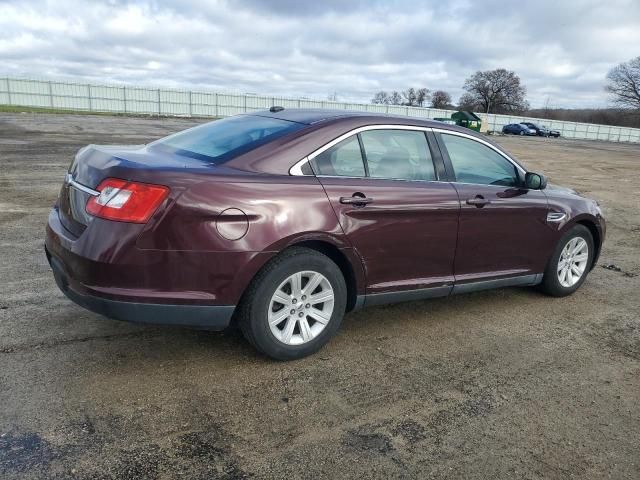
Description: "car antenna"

(269, 106), (285, 112)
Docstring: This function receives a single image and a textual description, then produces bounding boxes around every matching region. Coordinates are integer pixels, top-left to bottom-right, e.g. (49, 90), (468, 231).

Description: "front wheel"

(519, 130), (525, 136)
(540, 225), (594, 297)
(237, 247), (347, 360)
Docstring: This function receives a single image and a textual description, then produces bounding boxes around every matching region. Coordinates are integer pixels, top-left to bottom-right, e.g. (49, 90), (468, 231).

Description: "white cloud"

(0, 0), (638, 108)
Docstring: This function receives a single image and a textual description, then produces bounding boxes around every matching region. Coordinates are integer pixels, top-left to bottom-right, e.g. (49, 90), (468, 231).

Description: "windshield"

(150, 115), (305, 163)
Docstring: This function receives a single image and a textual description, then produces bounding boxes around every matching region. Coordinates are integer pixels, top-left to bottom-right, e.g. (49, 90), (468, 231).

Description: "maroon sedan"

(46, 108), (605, 360)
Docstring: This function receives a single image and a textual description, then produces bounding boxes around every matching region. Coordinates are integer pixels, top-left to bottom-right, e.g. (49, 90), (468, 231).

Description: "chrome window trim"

(289, 125), (435, 177)
(289, 124), (526, 179)
(289, 157), (310, 176)
(65, 173), (100, 197)
(317, 175), (449, 184)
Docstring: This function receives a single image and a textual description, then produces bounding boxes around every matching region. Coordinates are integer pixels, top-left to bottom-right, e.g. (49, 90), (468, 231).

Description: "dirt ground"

(1, 113), (638, 479)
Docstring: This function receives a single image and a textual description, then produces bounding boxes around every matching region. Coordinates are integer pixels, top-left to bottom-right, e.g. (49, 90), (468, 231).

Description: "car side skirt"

(452, 273), (543, 294)
(355, 274), (543, 309)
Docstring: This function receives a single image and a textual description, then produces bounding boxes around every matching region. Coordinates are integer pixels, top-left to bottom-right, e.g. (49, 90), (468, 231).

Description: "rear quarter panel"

(136, 174), (347, 252)
(135, 173), (365, 301)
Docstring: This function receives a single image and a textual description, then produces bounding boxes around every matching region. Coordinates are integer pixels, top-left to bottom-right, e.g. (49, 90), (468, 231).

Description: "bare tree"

(416, 88), (430, 106)
(371, 91), (390, 104)
(457, 93), (479, 111)
(461, 68), (528, 113)
(389, 91), (402, 105)
(605, 56), (640, 109)
(402, 88), (417, 106)
(431, 90), (452, 109)
(402, 87), (430, 106)
(372, 88), (429, 106)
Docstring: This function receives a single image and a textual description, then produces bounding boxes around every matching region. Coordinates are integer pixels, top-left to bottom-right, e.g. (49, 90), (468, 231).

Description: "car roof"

(243, 107), (501, 147)
(247, 108), (371, 124)
(247, 107), (454, 128)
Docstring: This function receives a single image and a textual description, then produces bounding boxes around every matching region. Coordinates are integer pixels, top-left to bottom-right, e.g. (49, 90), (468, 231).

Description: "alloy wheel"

(557, 237), (589, 287)
(268, 271), (335, 346)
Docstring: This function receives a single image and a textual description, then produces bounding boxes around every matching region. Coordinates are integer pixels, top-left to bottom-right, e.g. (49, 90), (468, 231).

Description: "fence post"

(157, 88), (161, 116)
(243, 94), (247, 113)
(214, 93), (218, 117)
(123, 86), (127, 113)
(188, 90), (192, 117)
(87, 84), (92, 111)
(48, 81), (53, 108)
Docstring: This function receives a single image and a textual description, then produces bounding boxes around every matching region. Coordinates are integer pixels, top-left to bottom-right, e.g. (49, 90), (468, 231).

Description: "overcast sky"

(1, 0), (639, 108)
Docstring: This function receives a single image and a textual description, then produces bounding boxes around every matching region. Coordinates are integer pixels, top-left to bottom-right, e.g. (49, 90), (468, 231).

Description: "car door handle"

(340, 195), (373, 205)
(466, 196), (491, 207)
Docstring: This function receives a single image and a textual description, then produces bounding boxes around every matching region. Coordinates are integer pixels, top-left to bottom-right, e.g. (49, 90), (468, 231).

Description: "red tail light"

(86, 178), (169, 223)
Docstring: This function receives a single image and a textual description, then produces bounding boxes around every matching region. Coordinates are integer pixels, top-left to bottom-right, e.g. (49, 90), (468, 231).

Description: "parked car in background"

(502, 123), (536, 136)
(521, 122), (550, 136)
(46, 109), (605, 360)
(521, 122), (561, 138)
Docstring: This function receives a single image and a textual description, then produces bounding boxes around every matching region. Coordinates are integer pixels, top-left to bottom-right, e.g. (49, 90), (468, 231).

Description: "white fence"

(1, 77), (639, 143)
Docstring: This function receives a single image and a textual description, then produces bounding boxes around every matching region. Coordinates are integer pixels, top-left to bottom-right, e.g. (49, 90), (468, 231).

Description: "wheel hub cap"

(268, 271), (335, 346)
(557, 237), (589, 288)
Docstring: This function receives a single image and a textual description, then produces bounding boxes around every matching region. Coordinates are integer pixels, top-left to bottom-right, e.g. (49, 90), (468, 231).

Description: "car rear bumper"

(46, 247), (235, 329)
(43, 206), (260, 330)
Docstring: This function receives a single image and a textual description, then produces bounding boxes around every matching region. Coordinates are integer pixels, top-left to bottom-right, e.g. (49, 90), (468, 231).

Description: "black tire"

(237, 247), (347, 360)
(519, 130), (525, 136)
(540, 225), (594, 297)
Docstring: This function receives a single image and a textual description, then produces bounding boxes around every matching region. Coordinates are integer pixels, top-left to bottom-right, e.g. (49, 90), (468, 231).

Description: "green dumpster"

(451, 111), (482, 132)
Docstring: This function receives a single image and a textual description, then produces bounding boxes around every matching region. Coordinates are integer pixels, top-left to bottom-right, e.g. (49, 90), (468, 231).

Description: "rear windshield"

(150, 115), (305, 163)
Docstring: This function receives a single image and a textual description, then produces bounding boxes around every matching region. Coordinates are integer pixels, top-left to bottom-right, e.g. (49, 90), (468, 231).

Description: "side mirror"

(524, 172), (547, 190)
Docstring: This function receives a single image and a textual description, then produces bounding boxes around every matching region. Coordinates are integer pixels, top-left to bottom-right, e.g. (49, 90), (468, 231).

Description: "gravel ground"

(1, 113), (639, 479)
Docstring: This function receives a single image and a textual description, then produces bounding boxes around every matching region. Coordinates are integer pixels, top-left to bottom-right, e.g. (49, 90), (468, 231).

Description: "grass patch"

(0, 104), (218, 119)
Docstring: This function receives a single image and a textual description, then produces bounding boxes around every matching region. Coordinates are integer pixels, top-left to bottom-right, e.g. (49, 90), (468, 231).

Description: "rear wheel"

(237, 247), (347, 360)
(540, 225), (594, 297)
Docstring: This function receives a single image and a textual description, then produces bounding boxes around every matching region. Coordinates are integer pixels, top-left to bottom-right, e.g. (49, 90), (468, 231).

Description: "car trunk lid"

(58, 144), (219, 236)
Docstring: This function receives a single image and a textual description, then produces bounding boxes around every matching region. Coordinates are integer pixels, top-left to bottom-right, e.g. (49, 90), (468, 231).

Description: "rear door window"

(359, 129), (436, 181)
(312, 136), (366, 177)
